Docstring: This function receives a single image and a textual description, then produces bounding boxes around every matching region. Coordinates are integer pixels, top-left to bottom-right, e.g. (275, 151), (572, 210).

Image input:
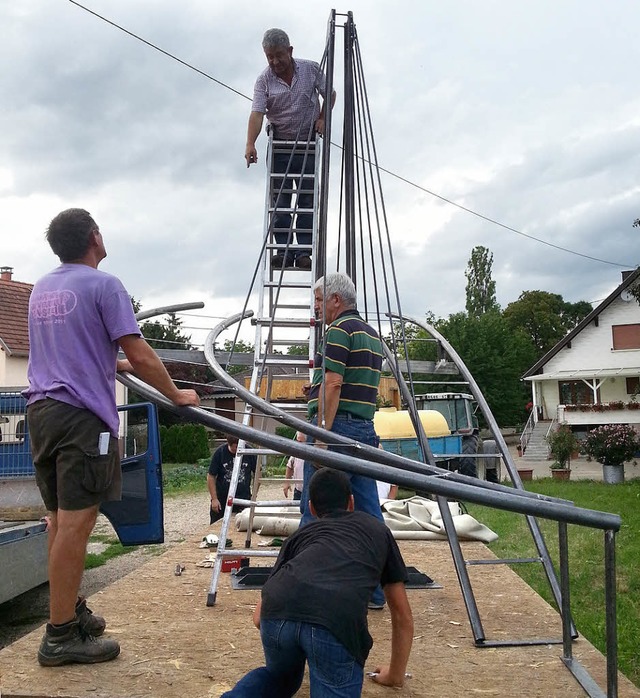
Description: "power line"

(68, 0), (631, 269)
(68, 0), (251, 102)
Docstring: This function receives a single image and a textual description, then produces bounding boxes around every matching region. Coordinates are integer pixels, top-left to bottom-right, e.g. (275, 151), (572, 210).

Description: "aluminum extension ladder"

(207, 131), (322, 605)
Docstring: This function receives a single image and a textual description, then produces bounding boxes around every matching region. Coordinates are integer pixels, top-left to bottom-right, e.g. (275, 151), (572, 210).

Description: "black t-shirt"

(208, 444), (256, 502)
(260, 510), (408, 665)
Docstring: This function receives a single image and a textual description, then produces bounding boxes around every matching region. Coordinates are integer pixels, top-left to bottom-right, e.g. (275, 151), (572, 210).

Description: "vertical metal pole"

(343, 13), (356, 282)
(604, 529), (618, 697)
(315, 10), (336, 283)
(558, 522), (572, 659)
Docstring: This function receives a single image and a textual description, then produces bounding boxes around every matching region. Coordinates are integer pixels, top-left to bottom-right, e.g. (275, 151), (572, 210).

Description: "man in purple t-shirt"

(25, 208), (200, 667)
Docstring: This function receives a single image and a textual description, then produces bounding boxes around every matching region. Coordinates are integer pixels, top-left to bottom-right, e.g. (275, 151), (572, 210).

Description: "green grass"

(466, 478), (640, 688)
(85, 538), (139, 569)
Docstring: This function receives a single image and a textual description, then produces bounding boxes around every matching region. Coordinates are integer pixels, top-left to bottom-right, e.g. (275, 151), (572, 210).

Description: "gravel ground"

(0, 491), (211, 650)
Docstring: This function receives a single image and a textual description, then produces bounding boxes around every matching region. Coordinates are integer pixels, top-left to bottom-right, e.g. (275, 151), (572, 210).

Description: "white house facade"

(523, 269), (640, 438)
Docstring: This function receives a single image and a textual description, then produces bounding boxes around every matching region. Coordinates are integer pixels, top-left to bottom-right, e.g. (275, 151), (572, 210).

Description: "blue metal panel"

(100, 402), (164, 545)
(380, 434), (462, 461)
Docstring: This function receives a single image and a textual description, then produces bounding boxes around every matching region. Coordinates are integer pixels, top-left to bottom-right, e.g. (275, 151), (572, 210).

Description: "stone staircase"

(522, 420), (551, 461)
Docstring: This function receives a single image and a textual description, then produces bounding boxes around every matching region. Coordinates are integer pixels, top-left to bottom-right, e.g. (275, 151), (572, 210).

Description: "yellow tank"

(373, 408), (450, 440)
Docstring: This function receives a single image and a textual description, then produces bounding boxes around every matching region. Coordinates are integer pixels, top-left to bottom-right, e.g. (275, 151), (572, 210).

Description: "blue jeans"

(272, 151), (315, 252)
(222, 619), (363, 698)
(299, 414), (386, 606)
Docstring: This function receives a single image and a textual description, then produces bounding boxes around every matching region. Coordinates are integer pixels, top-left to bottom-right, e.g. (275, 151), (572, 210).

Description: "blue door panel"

(100, 402), (164, 545)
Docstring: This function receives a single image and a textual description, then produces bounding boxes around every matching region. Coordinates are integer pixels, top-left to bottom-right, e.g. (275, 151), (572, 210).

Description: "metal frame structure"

(119, 370), (622, 697)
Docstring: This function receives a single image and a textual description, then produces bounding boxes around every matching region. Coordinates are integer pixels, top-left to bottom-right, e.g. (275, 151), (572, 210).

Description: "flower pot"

(551, 468), (571, 480)
(517, 468), (533, 481)
(602, 463), (625, 484)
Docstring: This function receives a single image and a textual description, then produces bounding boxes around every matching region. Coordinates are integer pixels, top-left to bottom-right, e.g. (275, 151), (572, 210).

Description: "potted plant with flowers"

(546, 424), (579, 479)
(581, 424), (639, 484)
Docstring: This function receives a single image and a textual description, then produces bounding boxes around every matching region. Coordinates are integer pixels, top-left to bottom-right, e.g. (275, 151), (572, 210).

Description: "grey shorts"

(27, 398), (122, 512)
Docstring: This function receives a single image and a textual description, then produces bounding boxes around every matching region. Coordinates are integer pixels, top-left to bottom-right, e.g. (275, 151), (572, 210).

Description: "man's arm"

(245, 111), (265, 166)
(315, 89), (337, 136)
(252, 598), (262, 628)
(118, 334), (200, 406)
(370, 581), (413, 687)
(316, 369), (343, 437)
(207, 473), (221, 513)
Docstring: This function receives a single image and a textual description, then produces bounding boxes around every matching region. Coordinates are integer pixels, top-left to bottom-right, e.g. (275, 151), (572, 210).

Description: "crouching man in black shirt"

(222, 468), (413, 697)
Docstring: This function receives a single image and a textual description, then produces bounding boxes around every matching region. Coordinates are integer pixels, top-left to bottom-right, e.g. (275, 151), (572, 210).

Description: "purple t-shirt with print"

(24, 263), (141, 436)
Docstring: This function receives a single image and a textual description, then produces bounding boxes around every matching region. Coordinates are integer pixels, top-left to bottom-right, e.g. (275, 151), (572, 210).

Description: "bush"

(160, 423), (210, 463)
(546, 425), (578, 469)
(581, 424), (640, 466)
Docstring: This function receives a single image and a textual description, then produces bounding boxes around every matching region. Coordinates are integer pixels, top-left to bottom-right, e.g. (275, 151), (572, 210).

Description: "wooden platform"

(1, 533), (638, 698)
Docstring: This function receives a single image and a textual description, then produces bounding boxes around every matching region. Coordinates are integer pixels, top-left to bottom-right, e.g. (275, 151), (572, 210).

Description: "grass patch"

(466, 478), (640, 688)
(85, 540), (139, 569)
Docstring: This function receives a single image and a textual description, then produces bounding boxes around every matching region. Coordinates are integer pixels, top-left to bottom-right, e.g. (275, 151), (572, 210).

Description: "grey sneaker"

(38, 622), (120, 667)
(76, 596), (106, 637)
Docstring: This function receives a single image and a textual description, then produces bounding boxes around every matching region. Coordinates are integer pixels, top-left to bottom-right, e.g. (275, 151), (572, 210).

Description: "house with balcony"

(521, 268), (640, 456)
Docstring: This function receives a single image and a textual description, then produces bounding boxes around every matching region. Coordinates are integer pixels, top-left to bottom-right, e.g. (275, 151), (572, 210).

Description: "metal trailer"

(0, 391), (165, 605)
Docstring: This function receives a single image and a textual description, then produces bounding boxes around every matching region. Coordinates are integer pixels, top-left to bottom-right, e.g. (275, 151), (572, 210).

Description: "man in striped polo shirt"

(299, 273), (386, 606)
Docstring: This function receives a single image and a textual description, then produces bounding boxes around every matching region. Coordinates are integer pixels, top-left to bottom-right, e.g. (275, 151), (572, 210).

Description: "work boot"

(295, 255), (312, 270)
(38, 621), (120, 667)
(75, 596), (106, 637)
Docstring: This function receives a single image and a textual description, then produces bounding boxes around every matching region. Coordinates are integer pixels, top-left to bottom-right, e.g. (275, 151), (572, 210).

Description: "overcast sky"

(2, 1), (639, 347)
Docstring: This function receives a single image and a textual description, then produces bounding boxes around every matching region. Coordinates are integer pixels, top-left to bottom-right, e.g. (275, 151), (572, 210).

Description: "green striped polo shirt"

(308, 309), (383, 421)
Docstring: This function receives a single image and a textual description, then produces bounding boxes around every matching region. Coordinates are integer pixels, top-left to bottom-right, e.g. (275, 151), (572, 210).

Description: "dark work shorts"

(27, 398), (122, 512)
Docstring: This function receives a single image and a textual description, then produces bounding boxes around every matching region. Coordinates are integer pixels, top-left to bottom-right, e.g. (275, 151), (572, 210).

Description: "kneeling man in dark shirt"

(222, 467), (413, 697)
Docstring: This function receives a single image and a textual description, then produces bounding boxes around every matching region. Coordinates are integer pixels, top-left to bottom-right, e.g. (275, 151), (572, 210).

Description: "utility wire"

(68, 0), (250, 102)
(69, 0), (630, 269)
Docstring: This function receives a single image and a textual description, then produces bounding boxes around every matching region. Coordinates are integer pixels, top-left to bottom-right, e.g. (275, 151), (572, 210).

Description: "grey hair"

(314, 273), (357, 308)
(262, 28), (290, 50)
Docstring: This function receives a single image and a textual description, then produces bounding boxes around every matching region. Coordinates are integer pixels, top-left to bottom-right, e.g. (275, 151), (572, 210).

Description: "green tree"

(503, 291), (592, 355)
(465, 246), (499, 318)
(437, 311), (537, 426)
(222, 338), (254, 375)
(141, 312), (192, 350)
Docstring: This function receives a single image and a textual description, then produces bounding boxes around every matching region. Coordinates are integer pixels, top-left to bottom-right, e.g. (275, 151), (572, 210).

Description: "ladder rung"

(465, 557), (543, 566)
(264, 282), (312, 289)
(269, 173), (315, 180)
(256, 360), (310, 369)
(269, 338), (310, 345)
(269, 402), (308, 410)
(268, 207), (314, 214)
(272, 140), (317, 149)
(266, 244), (313, 250)
(252, 318), (312, 327)
(232, 498), (301, 508)
(271, 303), (310, 310)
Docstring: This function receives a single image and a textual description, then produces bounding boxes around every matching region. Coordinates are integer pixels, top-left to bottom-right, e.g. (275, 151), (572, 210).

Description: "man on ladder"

(245, 27), (335, 269)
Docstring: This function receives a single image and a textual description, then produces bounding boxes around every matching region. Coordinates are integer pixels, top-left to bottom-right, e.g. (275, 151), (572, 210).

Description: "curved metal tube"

(135, 301), (205, 322)
(116, 371), (620, 531)
(203, 312), (571, 505)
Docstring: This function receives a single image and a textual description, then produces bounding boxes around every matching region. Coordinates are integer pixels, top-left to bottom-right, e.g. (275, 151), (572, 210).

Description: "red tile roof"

(0, 278), (33, 356)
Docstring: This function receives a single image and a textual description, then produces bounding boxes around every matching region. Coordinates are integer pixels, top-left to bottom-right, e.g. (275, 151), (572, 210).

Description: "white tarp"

(235, 497), (498, 543)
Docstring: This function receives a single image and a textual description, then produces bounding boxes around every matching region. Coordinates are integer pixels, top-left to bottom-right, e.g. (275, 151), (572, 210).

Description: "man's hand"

(174, 389), (200, 407)
(117, 359), (134, 373)
(368, 667), (406, 687)
(315, 117), (325, 135)
(245, 145), (258, 167)
(210, 498), (221, 513)
(283, 483), (291, 498)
